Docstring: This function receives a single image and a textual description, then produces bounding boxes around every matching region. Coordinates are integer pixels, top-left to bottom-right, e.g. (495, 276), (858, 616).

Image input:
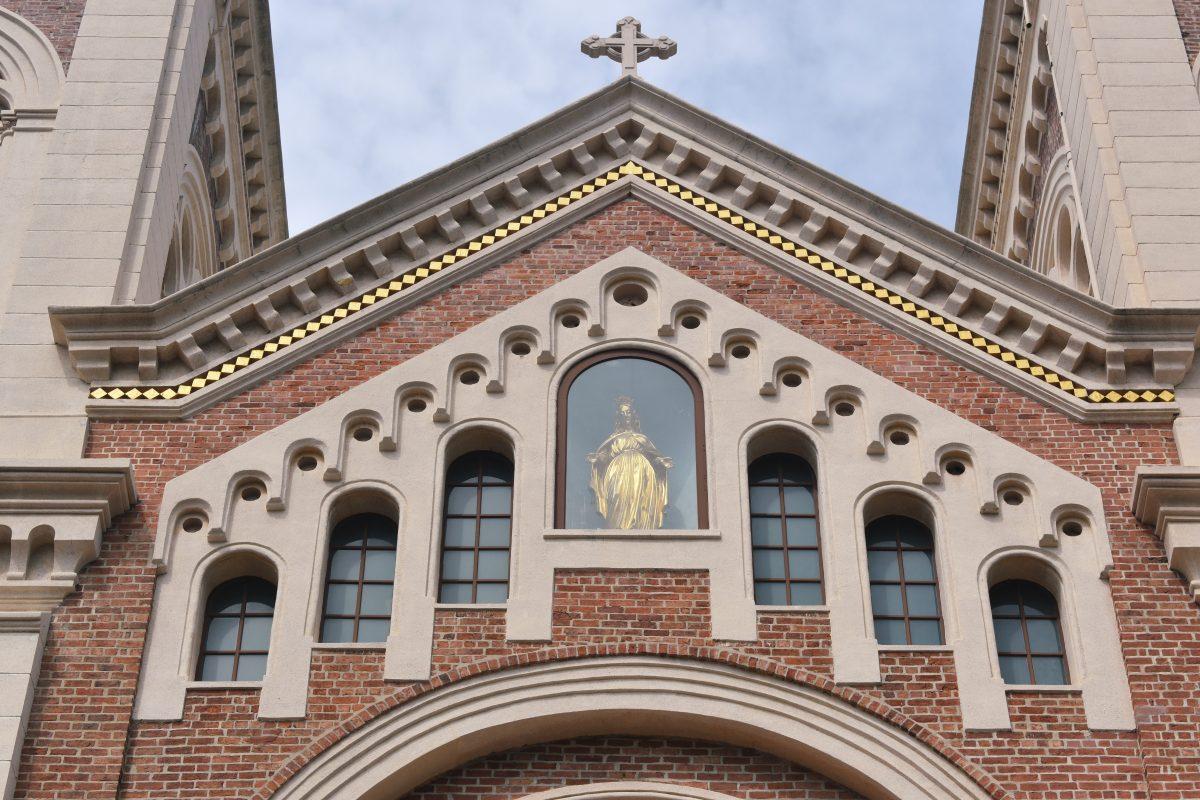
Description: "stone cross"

(581, 17), (677, 78)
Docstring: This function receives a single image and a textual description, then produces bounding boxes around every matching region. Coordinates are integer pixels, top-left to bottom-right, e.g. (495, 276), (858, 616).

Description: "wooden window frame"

(990, 579), (1070, 685)
(438, 451), (514, 604)
(865, 516), (944, 646)
(195, 576), (275, 681)
(319, 513), (398, 643)
(553, 349), (708, 529)
(749, 453), (824, 605)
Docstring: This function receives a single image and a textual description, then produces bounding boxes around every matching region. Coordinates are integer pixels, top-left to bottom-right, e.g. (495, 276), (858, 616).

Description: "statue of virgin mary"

(586, 396), (673, 529)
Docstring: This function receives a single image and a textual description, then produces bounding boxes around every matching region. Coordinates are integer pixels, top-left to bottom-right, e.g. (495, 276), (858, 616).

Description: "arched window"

(555, 350), (706, 530)
(865, 515), (943, 645)
(196, 576), (275, 681)
(320, 513), (397, 643)
(990, 580), (1068, 685)
(439, 451), (513, 603)
(748, 453), (822, 605)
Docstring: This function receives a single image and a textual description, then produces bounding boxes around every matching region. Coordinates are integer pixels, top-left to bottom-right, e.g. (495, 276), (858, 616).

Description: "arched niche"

(0, 7), (64, 112)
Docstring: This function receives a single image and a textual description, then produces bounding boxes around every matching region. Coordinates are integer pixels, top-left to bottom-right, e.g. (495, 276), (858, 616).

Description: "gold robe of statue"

(587, 396), (673, 529)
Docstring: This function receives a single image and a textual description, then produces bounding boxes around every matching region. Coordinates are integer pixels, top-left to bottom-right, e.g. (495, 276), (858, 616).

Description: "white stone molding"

(0, 611), (49, 800)
(1132, 466), (1200, 603)
(133, 249), (1132, 732)
(519, 784), (742, 800)
(268, 657), (995, 800)
(1030, 147), (1096, 295)
(161, 145), (221, 296)
(0, 8), (65, 114)
(0, 460), (136, 612)
(48, 80), (1200, 422)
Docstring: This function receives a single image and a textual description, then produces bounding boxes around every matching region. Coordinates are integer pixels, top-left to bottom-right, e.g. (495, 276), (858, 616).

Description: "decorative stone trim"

(263, 656), (1006, 800)
(49, 81), (1200, 422)
(1132, 466), (1200, 603)
(518, 783), (744, 800)
(134, 250), (1133, 731)
(0, 460), (137, 612)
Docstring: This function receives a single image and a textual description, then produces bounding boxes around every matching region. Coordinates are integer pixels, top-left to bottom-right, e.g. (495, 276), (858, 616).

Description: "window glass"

(196, 576), (276, 682)
(560, 354), (703, 529)
(320, 512), (398, 644)
(990, 579), (1069, 685)
(749, 453), (823, 606)
(439, 451), (514, 603)
(865, 515), (943, 646)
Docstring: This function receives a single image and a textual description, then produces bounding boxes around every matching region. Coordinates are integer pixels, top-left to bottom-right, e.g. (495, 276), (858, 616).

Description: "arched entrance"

(268, 656), (1000, 800)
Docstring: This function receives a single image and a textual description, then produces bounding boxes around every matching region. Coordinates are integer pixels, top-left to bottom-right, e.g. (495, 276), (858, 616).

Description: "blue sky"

(271, 1), (985, 235)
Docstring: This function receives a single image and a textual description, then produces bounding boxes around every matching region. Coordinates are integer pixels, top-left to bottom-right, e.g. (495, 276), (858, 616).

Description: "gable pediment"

(50, 79), (1198, 421)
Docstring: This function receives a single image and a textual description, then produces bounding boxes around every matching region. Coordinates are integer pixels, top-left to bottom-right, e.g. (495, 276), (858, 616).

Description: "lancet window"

(990, 580), (1069, 685)
(438, 451), (514, 603)
(865, 515), (944, 645)
(748, 453), (823, 605)
(196, 576), (276, 681)
(320, 513), (398, 643)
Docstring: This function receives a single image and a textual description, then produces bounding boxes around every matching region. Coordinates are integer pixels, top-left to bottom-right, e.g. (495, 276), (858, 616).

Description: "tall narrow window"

(556, 350), (707, 530)
(196, 576), (275, 681)
(865, 515), (943, 645)
(990, 580), (1069, 685)
(439, 451), (513, 604)
(320, 513), (397, 643)
(749, 453), (822, 605)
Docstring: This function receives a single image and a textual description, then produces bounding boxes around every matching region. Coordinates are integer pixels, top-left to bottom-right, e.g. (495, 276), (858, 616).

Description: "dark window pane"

(445, 486), (477, 515)
(478, 517), (511, 547)
(781, 485), (814, 515)
(363, 519), (397, 547)
(999, 655), (1032, 685)
(778, 457), (815, 485)
(783, 516), (818, 548)
(989, 581), (1021, 615)
(1031, 656), (1068, 685)
(239, 616), (273, 650)
(442, 517), (475, 548)
(327, 548), (361, 581)
(362, 549), (397, 581)
(753, 550), (786, 581)
(901, 548), (935, 581)
(204, 616), (240, 651)
(324, 583), (358, 616)
(748, 455), (780, 484)
(441, 550), (474, 581)
(866, 550), (900, 582)
(865, 525), (895, 548)
(243, 579), (275, 613)
(993, 618), (1026, 653)
(330, 526), (364, 549)
(895, 521), (932, 549)
(749, 486), (781, 514)
(476, 550), (510, 581)
(480, 486), (512, 515)
(1020, 584), (1059, 617)
(359, 583), (394, 616)
(446, 455), (479, 484)
(870, 584), (905, 616)
(474, 582), (509, 604)
(908, 619), (943, 645)
(755, 581), (787, 606)
(478, 453), (513, 484)
(206, 582), (244, 615)
(904, 584), (939, 617)
(1025, 618), (1063, 654)
(750, 516), (783, 546)
(873, 618), (907, 645)
(199, 654), (235, 682)
(786, 549), (821, 580)
(788, 582), (823, 606)
(236, 654), (268, 682)
(356, 618), (390, 643)
(439, 582), (473, 604)
(321, 617), (354, 643)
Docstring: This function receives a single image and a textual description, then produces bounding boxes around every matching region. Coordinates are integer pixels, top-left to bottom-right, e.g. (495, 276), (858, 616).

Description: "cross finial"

(581, 16), (677, 78)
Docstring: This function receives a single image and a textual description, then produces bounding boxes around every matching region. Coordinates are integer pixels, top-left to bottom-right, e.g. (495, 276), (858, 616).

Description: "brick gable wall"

(3, 0), (87, 72)
(15, 200), (1197, 798)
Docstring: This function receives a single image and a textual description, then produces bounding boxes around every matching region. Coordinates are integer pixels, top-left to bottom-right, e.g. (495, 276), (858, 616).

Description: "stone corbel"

(1132, 466), (1200, 602)
(0, 461), (137, 612)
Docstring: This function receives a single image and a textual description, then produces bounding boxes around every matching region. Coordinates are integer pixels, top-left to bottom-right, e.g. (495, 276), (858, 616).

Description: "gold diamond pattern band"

(88, 161), (1173, 405)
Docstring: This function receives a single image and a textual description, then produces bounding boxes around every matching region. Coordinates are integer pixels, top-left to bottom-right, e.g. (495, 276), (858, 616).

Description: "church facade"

(1, 2), (1200, 799)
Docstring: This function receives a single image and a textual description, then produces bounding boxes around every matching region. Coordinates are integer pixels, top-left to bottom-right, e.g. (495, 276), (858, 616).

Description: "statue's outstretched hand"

(659, 456), (674, 469)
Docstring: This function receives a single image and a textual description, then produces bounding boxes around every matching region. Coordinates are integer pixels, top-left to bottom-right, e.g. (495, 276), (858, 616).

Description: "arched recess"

(161, 144), (220, 295)
(0, 7), (64, 112)
(268, 656), (999, 800)
(1029, 148), (1093, 296)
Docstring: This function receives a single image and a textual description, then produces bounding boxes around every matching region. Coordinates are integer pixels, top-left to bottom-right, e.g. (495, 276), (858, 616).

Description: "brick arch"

(258, 646), (1011, 800)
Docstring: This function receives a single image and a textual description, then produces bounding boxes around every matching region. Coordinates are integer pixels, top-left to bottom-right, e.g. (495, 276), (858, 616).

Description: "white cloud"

(270, 1), (984, 234)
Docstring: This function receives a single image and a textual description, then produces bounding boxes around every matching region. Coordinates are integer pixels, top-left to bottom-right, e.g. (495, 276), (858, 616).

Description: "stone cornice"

(1132, 466), (1200, 603)
(47, 79), (1199, 421)
(0, 460), (137, 528)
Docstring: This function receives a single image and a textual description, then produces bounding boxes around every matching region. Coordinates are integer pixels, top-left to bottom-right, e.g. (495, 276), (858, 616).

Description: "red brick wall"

(1173, 0), (1200, 65)
(3, 0), (87, 72)
(402, 735), (864, 799)
(17, 200), (1198, 799)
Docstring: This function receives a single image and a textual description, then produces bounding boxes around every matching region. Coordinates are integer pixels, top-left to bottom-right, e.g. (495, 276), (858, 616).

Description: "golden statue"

(587, 396), (673, 529)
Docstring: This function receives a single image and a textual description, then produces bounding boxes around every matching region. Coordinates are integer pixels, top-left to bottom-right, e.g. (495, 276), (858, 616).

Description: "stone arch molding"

(136, 247), (1133, 733)
(266, 657), (997, 800)
(0, 7), (64, 112)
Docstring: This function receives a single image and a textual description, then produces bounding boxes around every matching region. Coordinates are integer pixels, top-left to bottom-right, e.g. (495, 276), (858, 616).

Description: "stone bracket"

(1132, 466), (1200, 603)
